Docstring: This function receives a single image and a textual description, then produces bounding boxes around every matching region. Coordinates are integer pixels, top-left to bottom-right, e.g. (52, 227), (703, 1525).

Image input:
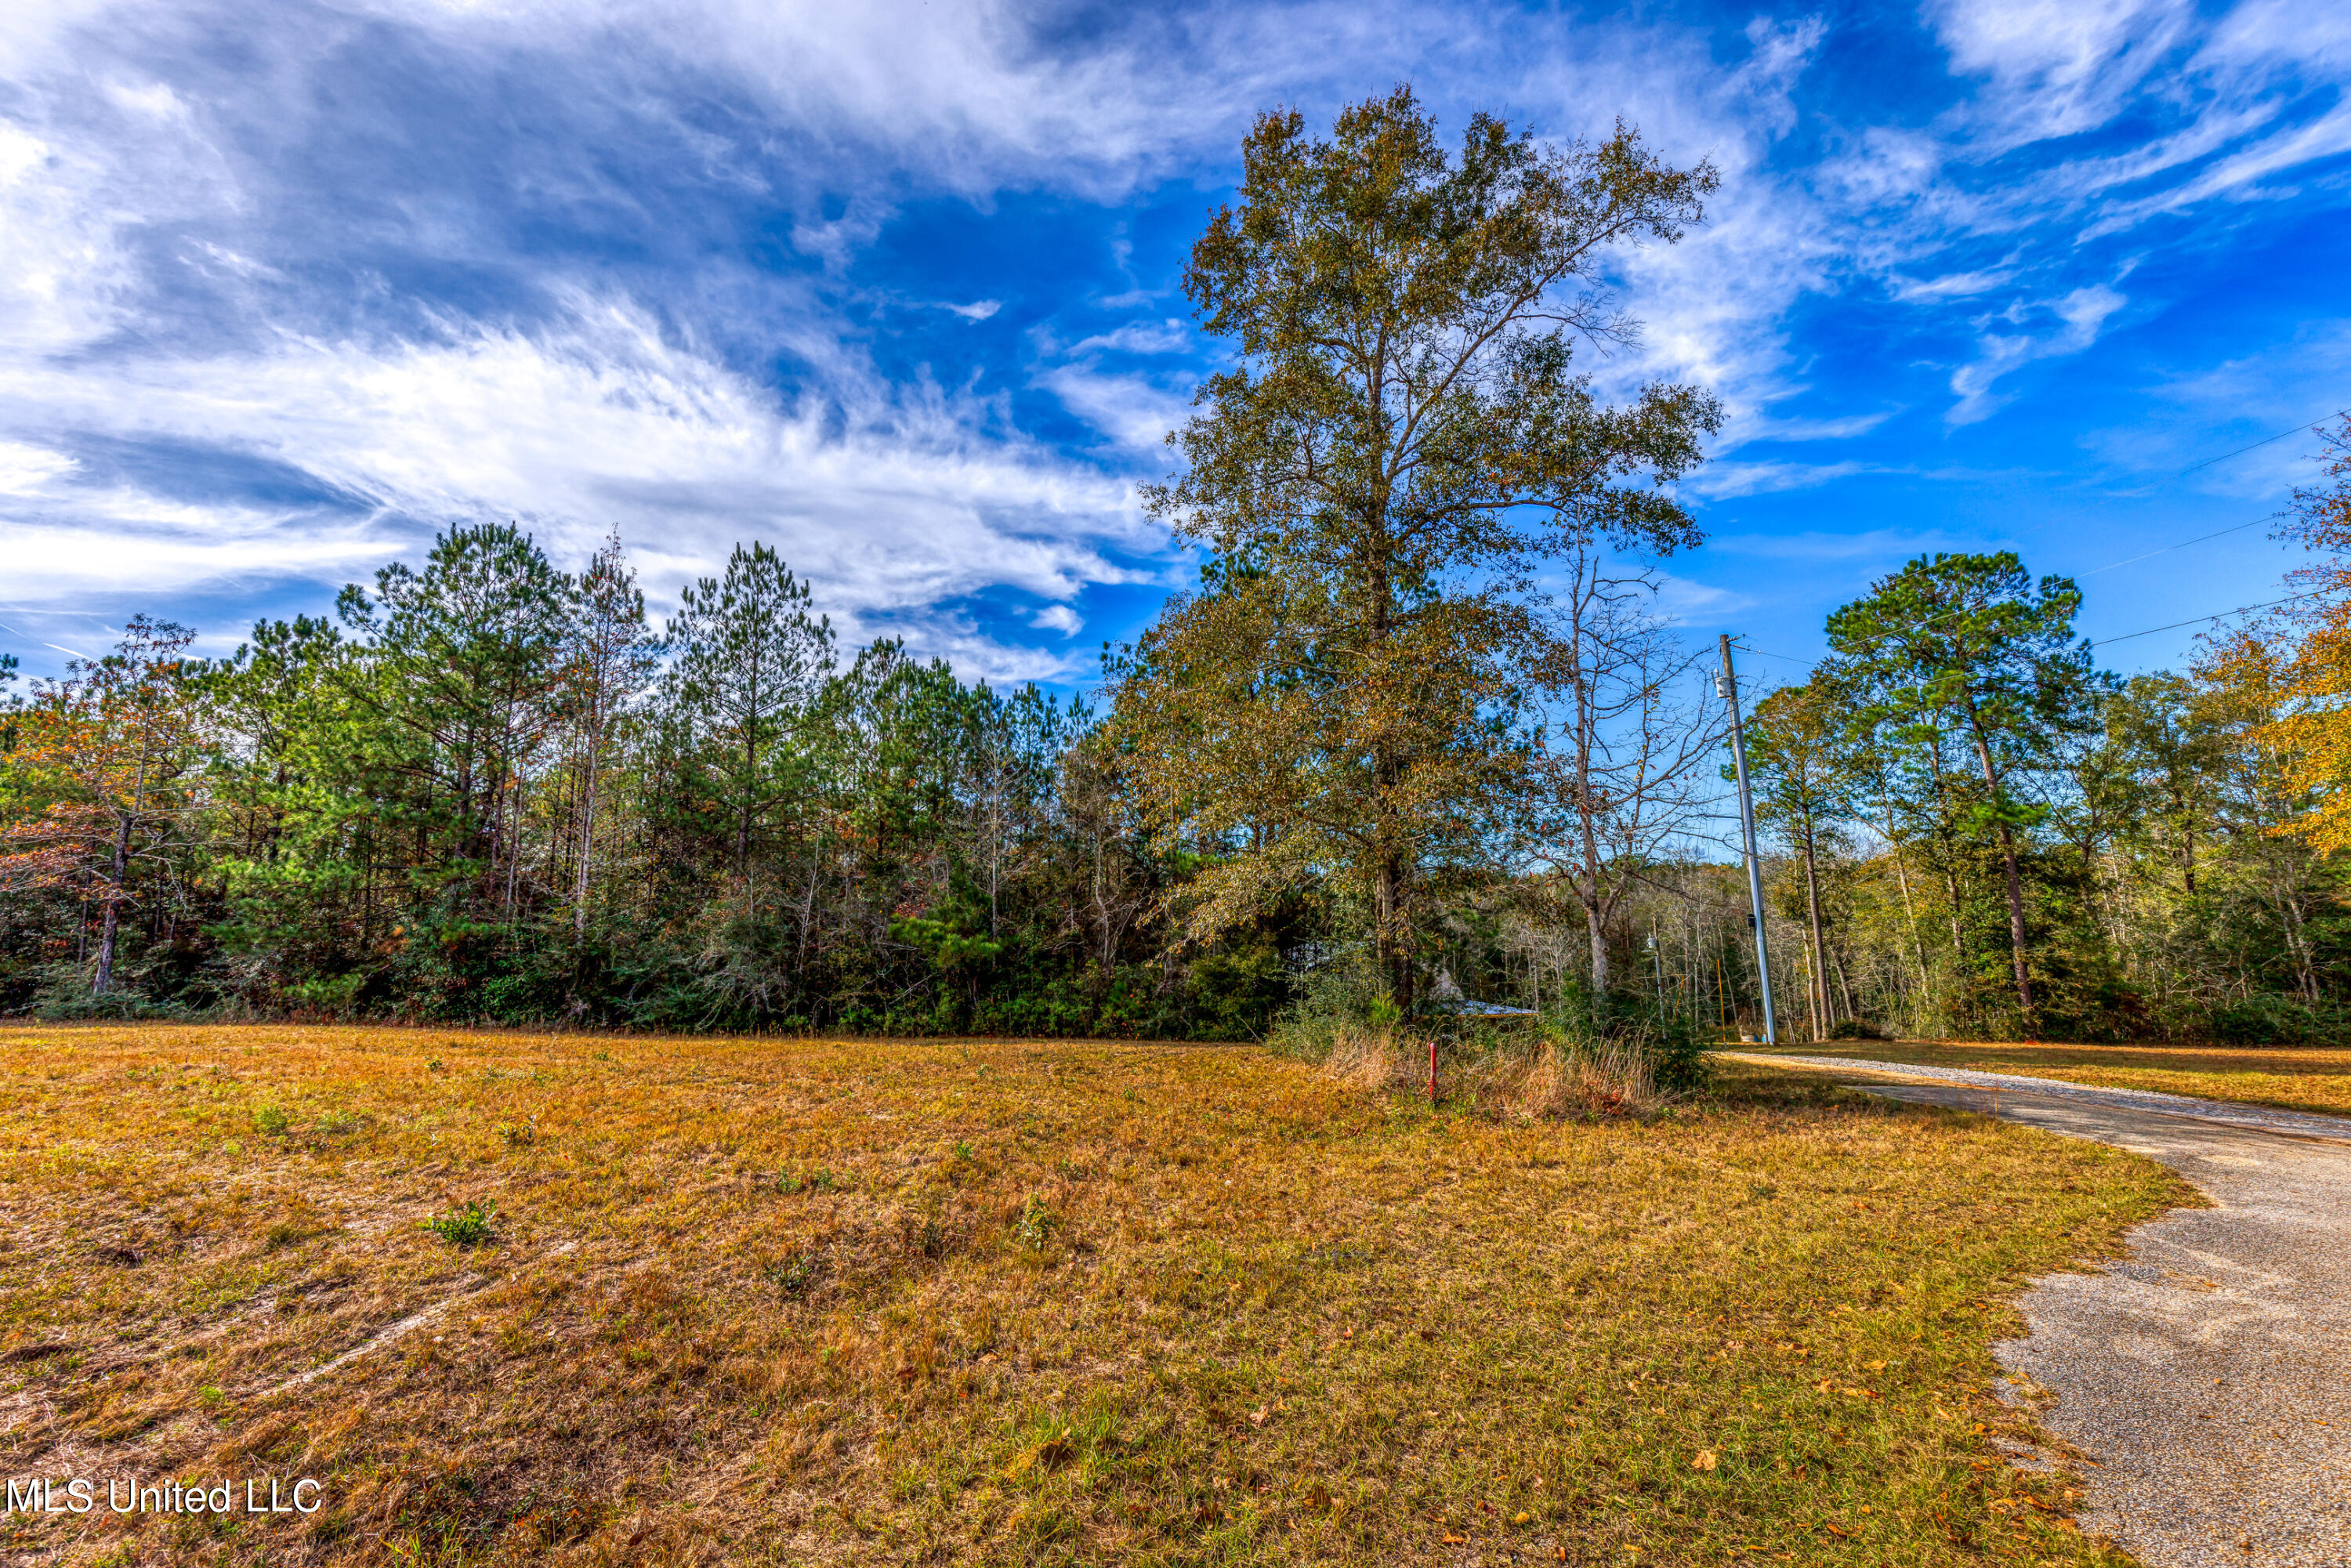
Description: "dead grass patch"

(0, 1023), (2187, 1565)
(1324, 1028), (1661, 1120)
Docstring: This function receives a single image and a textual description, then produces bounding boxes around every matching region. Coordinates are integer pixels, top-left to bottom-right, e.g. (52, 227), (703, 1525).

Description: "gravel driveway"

(1729, 1053), (2351, 1567)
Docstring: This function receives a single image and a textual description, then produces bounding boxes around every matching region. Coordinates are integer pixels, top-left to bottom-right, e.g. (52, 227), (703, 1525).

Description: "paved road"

(1735, 1055), (2351, 1567)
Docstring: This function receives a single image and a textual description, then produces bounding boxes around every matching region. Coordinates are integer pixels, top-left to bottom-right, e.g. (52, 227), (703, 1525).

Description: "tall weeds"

(1315, 1022), (1672, 1120)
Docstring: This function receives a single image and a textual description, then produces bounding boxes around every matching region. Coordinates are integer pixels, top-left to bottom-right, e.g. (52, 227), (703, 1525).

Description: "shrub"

(1826, 1018), (1892, 1041)
(1507, 1036), (1656, 1118)
(2204, 993), (2351, 1047)
(1264, 943), (1385, 1060)
(1533, 987), (1711, 1095)
(31, 967), (196, 1021)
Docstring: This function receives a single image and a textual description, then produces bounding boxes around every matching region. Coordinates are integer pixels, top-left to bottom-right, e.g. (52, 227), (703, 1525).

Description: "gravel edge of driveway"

(1712, 1051), (2351, 1145)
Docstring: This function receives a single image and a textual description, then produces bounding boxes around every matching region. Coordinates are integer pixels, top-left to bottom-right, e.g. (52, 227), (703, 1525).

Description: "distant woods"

(0, 524), (1215, 1033)
(1741, 541), (2342, 1045)
(1, 95), (2342, 1044)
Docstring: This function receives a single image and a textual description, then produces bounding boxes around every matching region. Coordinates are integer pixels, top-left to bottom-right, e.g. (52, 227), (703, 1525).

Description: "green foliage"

(764, 1251), (820, 1297)
(1013, 1195), (1060, 1251)
(1824, 552), (2098, 1029)
(423, 1199), (497, 1248)
(1538, 981), (1712, 1092)
(2208, 994), (2342, 1047)
(1114, 89), (1722, 1009)
(1263, 943), (1386, 1060)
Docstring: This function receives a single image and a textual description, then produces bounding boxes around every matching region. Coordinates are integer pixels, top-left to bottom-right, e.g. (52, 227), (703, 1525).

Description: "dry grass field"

(1745, 1040), (2351, 1120)
(0, 1025), (2188, 1566)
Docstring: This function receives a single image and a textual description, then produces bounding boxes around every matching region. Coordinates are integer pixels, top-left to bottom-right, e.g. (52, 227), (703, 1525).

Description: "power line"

(1730, 640), (1809, 663)
(2175, 411), (2344, 476)
(1726, 511), (2290, 671)
(1713, 422), (2329, 674)
(2088, 588), (2325, 647)
(1732, 578), (2321, 673)
(2077, 513), (2278, 577)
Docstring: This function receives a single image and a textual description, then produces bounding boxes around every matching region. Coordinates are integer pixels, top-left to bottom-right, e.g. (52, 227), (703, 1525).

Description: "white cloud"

(0, 295), (1157, 675)
(0, 502), (397, 608)
(1947, 284), (2129, 427)
(1039, 364), (1191, 454)
(2083, 320), (2351, 494)
(1730, 411), (1899, 444)
(1704, 526), (1966, 563)
(1886, 266), (2017, 302)
(1927, 0), (2194, 147)
(0, 438), (79, 491)
(1686, 459), (1872, 500)
(1067, 319), (1192, 357)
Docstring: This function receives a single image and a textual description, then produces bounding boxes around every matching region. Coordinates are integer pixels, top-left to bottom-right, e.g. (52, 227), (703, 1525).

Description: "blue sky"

(1, 0), (2346, 695)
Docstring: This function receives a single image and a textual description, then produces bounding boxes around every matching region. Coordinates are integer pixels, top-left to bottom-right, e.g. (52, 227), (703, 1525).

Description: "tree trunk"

(1964, 723), (2035, 1021)
(573, 742), (600, 939)
(93, 812), (131, 994)
(1800, 816), (1829, 1041)
(1882, 802), (1931, 998)
(1377, 853), (1413, 1012)
(1586, 904), (1610, 999)
(505, 774), (523, 924)
(1941, 863), (1966, 964)
(2273, 870), (2320, 1003)
(1990, 818), (2034, 1019)
(797, 836), (823, 987)
(1798, 936), (1820, 1042)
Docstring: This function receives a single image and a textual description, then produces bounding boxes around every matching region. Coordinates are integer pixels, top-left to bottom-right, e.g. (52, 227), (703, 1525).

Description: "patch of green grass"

(1012, 1193), (1060, 1251)
(422, 1198), (496, 1248)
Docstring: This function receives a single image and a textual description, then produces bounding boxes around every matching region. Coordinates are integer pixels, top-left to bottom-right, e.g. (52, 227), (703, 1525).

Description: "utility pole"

(1716, 635), (1777, 1047)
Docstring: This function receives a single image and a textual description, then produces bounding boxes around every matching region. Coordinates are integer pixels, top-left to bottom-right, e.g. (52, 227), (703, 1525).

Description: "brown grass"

(0, 1023), (2189, 1566)
(1748, 1039), (2351, 1120)
(1324, 1029), (1660, 1120)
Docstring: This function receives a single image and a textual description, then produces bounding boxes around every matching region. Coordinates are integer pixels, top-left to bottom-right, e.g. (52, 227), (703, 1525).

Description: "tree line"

(0, 528), (1244, 1034)
(1711, 532), (2342, 1045)
(2, 90), (2341, 1045)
